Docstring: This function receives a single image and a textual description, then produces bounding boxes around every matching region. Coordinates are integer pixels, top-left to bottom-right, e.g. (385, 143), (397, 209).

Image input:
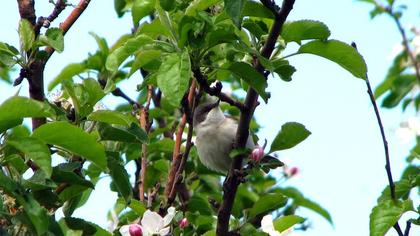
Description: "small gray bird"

(193, 99), (255, 173)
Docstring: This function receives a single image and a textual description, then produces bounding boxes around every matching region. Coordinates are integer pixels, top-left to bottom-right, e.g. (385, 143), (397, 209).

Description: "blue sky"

(0, 0), (419, 235)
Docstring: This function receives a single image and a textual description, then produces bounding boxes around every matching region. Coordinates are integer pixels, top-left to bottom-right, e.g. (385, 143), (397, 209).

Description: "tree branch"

(167, 91), (197, 206)
(34, 0), (67, 35)
(351, 42), (403, 236)
(165, 81), (196, 198)
(193, 68), (246, 112)
(388, 10), (420, 84)
(138, 86), (153, 202)
(45, 0), (91, 58)
(216, 0), (295, 234)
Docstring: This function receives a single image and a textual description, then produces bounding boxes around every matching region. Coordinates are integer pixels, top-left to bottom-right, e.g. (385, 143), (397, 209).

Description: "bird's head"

(193, 99), (225, 129)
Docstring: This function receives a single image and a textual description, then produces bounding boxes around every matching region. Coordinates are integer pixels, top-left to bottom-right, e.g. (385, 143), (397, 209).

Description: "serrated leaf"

(298, 40), (367, 80)
(106, 34), (154, 72)
(278, 187), (332, 224)
(32, 121), (106, 170)
(19, 19), (35, 51)
(273, 215), (305, 233)
(48, 63), (86, 91)
(224, 0), (245, 28)
(0, 97), (55, 131)
(88, 110), (136, 126)
(370, 200), (413, 236)
(282, 20), (330, 44)
(270, 122), (311, 152)
(249, 193), (288, 219)
(39, 28), (64, 52)
(228, 62), (269, 102)
(157, 51), (191, 107)
(378, 179), (414, 203)
(107, 153), (132, 203)
(132, 0), (156, 26)
(7, 137), (52, 177)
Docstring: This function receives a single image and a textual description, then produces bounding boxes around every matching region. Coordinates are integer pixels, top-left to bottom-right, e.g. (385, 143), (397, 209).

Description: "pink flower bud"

(251, 146), (264, 162)
(129, 224), (142, 236)
(179, 218), (189, 229)
(286, 166), (299, 177)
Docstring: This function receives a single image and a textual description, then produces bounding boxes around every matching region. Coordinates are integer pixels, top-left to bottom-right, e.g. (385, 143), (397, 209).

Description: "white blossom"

(119, 207), (176, 236)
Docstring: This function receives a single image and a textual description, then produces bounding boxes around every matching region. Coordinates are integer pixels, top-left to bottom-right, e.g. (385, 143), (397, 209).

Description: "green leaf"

(270, 122), (311, 152)
(187, 194), (213, 215)
(128, 199), (146, 216)
(64, 217), (97, 235)
(48, 63), (86, 91)
(19, 19), (35, 51)
(0, 42), (19, 67)
(242, 0), (274, 19)
(185, 0), (221, 16)
(114, 0), (127, 17)
(157, 51), (191, 107)
(51, 163), (94, 188)
(378, 179), (415, 203)
(282, 20), (330, 44)
(278, 187), (332, 224)
(0, 119), (22, 134)
(7, 137), (52, 177)
(20, 193), (50, 235)
(132, 0), (156, 26)
(160, 0), (175, 11)
(129, 50), (162, 75)
(88, 110), (136, 126)
(32, 121), (107, 170)
(106, 34), (154, 72)
(23, 170), (57, 190)
(273, 215), (305, 233)
(370, 200), (413, 236)
(97, 122), (148, 144)
(107, 153), (132, 203)
(224, 0), (245, 28)
(39, 28), (64, 52)
(298, 40), (367, 80)
(228, 62), (269, 102)
(272, 59), (296, 82)
(126, 123), (149, 143)
(0, 170), (18, 194)
(249, 193), (288, 219)
(0, 97), (55, 129)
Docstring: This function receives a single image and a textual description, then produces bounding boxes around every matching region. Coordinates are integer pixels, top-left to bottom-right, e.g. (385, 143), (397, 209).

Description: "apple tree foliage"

(0, 0), (416, 235)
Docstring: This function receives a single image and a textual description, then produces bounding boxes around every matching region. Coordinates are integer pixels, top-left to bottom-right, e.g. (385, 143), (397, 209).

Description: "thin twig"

(193, 68), (246, 112)
(165, 82), (196, 198)
(351, 42), (403, 236)
(34, 0), (66, 35)
(45, 0), (91, 58)
(216, 0), (295, 234)
(388, 11), (420, 83)
(403, 221), (411, 236)
(167, 89), (197, 205)
(138, 86), (153, 202)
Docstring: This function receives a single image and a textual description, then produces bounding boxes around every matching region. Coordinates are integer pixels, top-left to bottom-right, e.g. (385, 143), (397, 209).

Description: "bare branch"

(351, 42), (403, 236)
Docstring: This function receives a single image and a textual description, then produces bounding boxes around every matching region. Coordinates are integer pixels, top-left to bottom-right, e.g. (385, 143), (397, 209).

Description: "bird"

(193, 99), (255, 173)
